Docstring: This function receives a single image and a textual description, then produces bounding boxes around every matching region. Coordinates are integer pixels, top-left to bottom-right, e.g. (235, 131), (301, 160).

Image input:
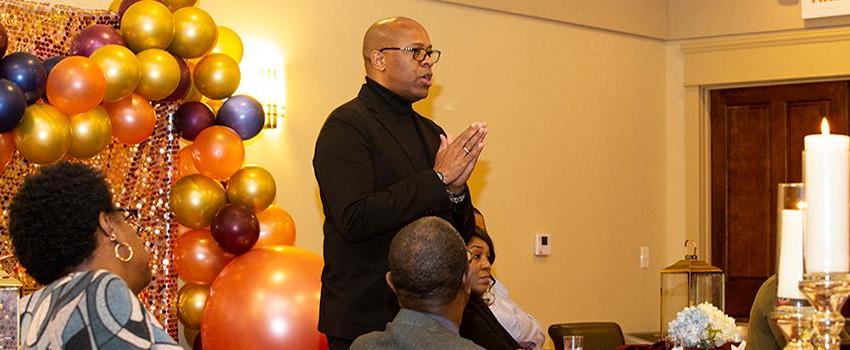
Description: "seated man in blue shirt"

(352, 217), (483, 350)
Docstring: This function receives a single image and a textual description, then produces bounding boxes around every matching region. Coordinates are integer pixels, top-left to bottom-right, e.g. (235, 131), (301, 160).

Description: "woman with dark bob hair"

(459, 214), (545, 350)
(9, 162), (178, 349)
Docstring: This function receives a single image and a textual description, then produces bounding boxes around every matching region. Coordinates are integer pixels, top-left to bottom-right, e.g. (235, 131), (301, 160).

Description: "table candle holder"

(771, 300), (814, 350)
(799, 272), (850, 349)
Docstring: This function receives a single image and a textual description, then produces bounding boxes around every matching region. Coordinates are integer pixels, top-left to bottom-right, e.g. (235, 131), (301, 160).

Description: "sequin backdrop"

(0, 0), (179, 337)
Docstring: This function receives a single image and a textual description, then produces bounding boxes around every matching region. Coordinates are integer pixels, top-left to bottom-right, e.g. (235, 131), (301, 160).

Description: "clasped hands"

(434, 122), (488, 194)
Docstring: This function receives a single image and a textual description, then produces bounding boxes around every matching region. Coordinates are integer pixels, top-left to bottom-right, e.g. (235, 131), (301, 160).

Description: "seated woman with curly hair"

(9, 162), (179, 349)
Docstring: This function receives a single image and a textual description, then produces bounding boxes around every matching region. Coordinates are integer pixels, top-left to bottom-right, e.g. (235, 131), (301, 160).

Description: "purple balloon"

(0, 23), (7, 58)
(0, 79), (26, 132)
(118, 0), (142, 18)
(0, 52), (46, 105)
(174, 101), (215, 141)
(216, 95), (265, 140)
(163, 56), (191, 102)
(211, 204), (259, 255)
(69, 24), (125, 57)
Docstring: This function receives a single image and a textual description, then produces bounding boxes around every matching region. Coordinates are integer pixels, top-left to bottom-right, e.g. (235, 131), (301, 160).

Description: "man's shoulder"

(352, 310), (484, 350)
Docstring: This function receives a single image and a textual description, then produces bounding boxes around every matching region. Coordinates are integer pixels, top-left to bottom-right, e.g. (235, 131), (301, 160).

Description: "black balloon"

(211, 204), (260, 255)
(0, 79), (26, 132)
(69, 24), (126, 57)
(0, 52), (46, 105)
(43, 55), (65, 76)
(174, 101), (215, 141)
(217, 95), (265, 140)
(0, 23), (7, 58)
(163, 56), (191, 102)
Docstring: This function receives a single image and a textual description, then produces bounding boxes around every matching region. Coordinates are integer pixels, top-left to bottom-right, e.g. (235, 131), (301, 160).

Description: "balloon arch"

(0, 0), (324, 348)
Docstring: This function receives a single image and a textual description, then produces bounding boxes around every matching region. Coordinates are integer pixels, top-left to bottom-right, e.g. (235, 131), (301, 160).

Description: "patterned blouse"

(19, 270), (179, 350)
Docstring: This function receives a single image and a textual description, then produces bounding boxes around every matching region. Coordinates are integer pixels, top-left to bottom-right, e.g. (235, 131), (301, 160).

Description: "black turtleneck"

(364, 77), (431, 168)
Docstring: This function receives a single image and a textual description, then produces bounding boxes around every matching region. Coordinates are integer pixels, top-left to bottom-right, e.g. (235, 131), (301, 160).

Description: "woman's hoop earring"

(114, 241), (134, 263)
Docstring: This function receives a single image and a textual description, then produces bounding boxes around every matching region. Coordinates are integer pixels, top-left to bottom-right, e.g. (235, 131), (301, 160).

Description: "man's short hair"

(388, 216), (467, 307)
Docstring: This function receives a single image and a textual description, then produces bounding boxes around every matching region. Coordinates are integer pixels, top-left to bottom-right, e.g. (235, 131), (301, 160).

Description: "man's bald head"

(361, 17), (434, 102)
(362, 17), (426, 62)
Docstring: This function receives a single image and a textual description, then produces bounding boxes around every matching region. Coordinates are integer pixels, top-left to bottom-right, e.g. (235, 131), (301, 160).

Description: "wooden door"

(711, 81), (849, 319)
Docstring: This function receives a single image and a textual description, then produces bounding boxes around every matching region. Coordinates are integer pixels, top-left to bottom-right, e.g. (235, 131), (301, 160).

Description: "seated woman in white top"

(472, 209), (545, 350)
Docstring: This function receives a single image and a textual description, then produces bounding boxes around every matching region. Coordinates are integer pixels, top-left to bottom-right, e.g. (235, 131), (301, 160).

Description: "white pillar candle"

(777, 209), (805, 299)
(804, 119), (850, 273)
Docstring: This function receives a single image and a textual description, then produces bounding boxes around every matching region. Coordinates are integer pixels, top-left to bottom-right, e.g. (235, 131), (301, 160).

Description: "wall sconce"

(257, 68), (285, 129)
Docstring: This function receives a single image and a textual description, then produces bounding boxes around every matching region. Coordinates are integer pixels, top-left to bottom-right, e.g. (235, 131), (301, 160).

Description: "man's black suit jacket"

(313, 82), (475, 339)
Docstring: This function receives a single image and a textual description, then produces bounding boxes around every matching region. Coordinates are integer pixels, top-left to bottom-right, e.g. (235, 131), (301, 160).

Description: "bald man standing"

(313, 17), (487, 349)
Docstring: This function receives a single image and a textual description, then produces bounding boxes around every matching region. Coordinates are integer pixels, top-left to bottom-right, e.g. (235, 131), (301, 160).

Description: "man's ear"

(385, 271), (396, 293)
(370, 50), (386, 72)
(461, 267), (473, 295)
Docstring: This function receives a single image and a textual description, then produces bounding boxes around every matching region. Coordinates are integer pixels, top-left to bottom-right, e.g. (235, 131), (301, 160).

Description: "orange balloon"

(174, 229), (234, 285)
(191, 126), (243, 180)
(46, 56), (106, 116)
(176, 145), (198, 180)
(103, 94), (156, 145)
(202, 246), (323, 350)
(254, 206), (295, 248)
(0, 132), (14, 172)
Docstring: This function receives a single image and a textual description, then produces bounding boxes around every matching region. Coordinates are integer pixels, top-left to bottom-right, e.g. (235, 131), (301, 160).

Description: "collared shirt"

(426, 312), (460, 334)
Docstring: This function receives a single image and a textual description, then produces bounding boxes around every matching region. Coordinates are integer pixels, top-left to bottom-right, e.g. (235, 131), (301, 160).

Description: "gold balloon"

(170, 174), (226, 229)
(68, 107), (112, 159)
(90, 45), (141, 103)
(13, 105), (71, 165)
(169, 7), (217, 59)
(160, 0), (198, 11)
(193, 53), (240, 100)
(177, 283), (209, 329)
(136, 48), (181, 101)
(121, 0), (174, 52)
(210, 26), (243, 63)
(226, 166), (277, 212)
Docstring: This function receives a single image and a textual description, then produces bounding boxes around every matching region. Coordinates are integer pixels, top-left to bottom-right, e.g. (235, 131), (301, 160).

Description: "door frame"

(671, 27), (850, 265)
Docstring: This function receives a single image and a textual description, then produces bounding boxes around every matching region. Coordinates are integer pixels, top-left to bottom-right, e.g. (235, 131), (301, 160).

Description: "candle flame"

(821, 118), (831, 135)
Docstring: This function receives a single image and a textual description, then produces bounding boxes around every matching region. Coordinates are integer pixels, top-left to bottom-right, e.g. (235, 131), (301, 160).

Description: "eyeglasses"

(115, 207), (141, 235)
(379, 47), (441, 64)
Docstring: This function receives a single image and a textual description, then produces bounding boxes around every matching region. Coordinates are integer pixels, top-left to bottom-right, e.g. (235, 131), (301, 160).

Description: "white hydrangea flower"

(668, 302), (739, 348)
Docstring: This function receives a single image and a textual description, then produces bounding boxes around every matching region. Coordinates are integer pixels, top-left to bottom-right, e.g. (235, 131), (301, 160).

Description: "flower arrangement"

(667, 302), (740, 349)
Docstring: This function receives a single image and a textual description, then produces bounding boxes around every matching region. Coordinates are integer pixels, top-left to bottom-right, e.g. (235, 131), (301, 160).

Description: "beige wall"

(199, 0), (669, 337)
(435, 0), (668, 39)
(669, 0), (850, 39)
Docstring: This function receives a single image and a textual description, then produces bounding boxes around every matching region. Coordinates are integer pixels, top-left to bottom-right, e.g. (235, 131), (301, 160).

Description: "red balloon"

(174, 229), (234, 285)
(254, 206), (295, 248)
(202, 246), (323, 350)
(211, 204), (259, 255)
(103, 93), (156, 144)
(191, 125), (243, 179)
(0, 132), (14, 172)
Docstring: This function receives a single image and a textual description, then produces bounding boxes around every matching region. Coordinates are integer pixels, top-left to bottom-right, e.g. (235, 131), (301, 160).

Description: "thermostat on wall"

(534, 233), (551, 256)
